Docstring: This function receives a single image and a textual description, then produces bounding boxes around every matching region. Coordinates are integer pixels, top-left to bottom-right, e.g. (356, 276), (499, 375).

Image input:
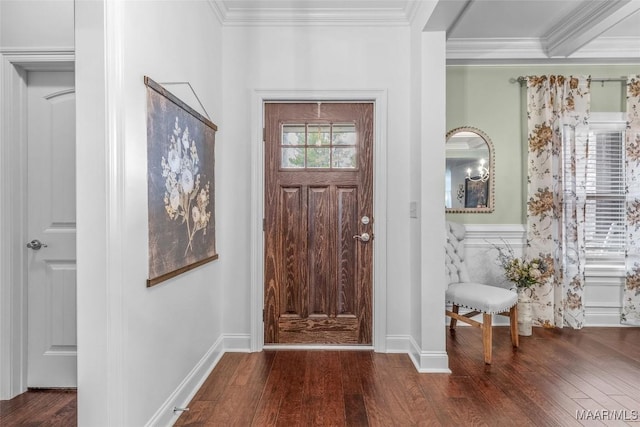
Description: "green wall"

(446, 64), (638, 225)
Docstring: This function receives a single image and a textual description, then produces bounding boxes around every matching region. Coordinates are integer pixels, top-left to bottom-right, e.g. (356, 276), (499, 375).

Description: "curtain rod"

(514, 76), (627, 85)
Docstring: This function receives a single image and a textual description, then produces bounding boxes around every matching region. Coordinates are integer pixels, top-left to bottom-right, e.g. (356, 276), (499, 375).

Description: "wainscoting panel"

(584, 273), (625, 326)
(462, 224), (526, 290)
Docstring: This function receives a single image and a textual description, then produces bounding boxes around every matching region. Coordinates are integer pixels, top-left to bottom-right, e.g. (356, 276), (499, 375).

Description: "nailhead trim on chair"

(446, 282), (518, 314)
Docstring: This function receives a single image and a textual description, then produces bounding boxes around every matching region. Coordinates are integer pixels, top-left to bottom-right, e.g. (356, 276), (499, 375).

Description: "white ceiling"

(428, 0), (640, 62)
(212, 0), (640, 62)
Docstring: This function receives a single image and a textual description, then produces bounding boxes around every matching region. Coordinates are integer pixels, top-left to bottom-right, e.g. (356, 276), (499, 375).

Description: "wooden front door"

(264, 102), (374, 345)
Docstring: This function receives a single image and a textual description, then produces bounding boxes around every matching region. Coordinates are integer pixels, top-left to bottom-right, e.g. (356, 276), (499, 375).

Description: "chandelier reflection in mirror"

(445, 126), (494, 213)
(466, 158), (489, 182)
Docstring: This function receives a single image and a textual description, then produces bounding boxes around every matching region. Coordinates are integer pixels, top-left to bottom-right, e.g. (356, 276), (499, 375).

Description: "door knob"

(26, 239), (48, 250)
(353, 233), (371, 242)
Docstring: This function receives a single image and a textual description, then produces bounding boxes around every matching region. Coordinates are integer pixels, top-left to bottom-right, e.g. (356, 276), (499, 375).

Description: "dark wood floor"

(0, 388), (76, 426)
(2, 327), (639, 426)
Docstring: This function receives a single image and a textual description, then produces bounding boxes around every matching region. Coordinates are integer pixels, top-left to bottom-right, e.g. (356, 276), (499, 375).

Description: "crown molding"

(404, 0), (422, 25)
(446, 36), (640, 64)
(446, 38), (548, 60)
(570, 36), (640, 58)
(207, 0), (225, 25)
(0, 47), (75, 56)
(208, 0), (415, 26)
(0, 48), (75, 70)
(542, 0), (640, 57)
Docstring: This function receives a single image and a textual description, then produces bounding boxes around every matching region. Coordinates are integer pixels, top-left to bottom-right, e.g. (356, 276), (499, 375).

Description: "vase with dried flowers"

(494, 242), (548, 336)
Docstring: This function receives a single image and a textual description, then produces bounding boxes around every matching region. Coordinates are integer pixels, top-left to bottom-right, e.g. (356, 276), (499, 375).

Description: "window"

(281, 123), (357, 169)
(564, 113), (626, 268)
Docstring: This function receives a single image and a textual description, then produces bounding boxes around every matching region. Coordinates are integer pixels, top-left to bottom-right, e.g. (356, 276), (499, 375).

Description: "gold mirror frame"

(445, 126), (495, 214)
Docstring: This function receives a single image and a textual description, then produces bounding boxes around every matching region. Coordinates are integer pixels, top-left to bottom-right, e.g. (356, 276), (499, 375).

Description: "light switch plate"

(409, 201), (417, 218)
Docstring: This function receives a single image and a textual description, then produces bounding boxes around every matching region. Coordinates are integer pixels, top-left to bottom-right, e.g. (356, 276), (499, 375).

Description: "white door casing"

(26, 70), (77, 387)
(0, 53), (75, 399)
(250, 90), (388, 352)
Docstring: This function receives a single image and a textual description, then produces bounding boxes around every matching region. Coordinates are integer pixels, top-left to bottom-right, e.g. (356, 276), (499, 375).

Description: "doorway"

(0, 54), (76, 399)
(263, 102), (374, 345)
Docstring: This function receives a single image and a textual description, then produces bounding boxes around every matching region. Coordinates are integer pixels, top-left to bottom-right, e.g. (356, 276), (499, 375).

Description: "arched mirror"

(445, 126), (494, 213)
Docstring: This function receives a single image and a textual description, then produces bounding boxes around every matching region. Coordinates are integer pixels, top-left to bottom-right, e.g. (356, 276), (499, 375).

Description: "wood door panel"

(265, 102), (373, 345)
(308, 186), (332, 316)
(337, 187), (357, 316)
(278, 317), (359, 344)
(281, 186), (304, 316)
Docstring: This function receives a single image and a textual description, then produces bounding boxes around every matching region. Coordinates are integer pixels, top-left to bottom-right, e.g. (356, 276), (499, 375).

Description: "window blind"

(585, 127), (625, 255)
(563, 114), (626, 264)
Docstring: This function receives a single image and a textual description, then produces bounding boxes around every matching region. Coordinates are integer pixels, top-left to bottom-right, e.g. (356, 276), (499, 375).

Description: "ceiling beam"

(543, 0), (640, 57)
(423, 0), (473, 36)
(446, 0), (474, 40)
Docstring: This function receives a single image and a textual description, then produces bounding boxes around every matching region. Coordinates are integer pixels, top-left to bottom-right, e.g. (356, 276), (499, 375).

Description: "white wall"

(221, 24), (415, 341)
(409, 9), (424, 349)
(0, 0), (74, 49)
(417, 31), (448, 371)
(76, 1), (224, 425)
(407, 2), (449, 372)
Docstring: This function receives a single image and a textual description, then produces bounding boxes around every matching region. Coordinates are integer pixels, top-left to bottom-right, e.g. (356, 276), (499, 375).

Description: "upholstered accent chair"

(445, 221), (519, 364)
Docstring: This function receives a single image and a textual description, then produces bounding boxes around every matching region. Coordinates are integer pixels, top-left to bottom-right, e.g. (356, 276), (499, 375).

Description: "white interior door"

(26, 70), (77, 388)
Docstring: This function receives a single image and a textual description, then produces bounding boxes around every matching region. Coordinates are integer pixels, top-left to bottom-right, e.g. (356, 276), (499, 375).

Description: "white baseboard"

(223, 334), (252, 352)
(584, 306), (631, 327)
(411, 352), (450, 373)
(385, 334), (415, 353)
(387, 335), (451, 373)
(145, 335), (225, 427)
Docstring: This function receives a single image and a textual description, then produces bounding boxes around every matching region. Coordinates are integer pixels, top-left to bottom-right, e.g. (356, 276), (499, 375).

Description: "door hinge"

(263, 218), (266, 231)
(262, 309), (265, 322)
(263, 127), (266, 142)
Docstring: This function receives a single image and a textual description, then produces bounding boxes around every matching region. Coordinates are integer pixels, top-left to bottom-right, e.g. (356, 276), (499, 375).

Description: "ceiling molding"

(209, 0), (414, 26)
(446, 38), (548, 61)
(207, 0), (226, 25)
(403, 0), (422, 25)
(542, 0), (640, 57)
(446, 35), (640, 63)
(570, 36), (640, 58)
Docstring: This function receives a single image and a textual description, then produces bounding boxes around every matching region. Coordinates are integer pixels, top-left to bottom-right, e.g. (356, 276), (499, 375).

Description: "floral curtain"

(526, 75), (591, 329)
(622, 75), (640, 326)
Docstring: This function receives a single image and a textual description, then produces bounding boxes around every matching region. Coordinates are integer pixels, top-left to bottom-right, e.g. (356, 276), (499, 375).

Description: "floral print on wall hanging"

(145, 77), (218, 286)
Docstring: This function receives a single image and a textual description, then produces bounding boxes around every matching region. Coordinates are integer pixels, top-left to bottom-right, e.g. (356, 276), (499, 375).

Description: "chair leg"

(482, 313), (492, 364)
(510, 305), (519, 348)
(450, 305), (459, 332)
